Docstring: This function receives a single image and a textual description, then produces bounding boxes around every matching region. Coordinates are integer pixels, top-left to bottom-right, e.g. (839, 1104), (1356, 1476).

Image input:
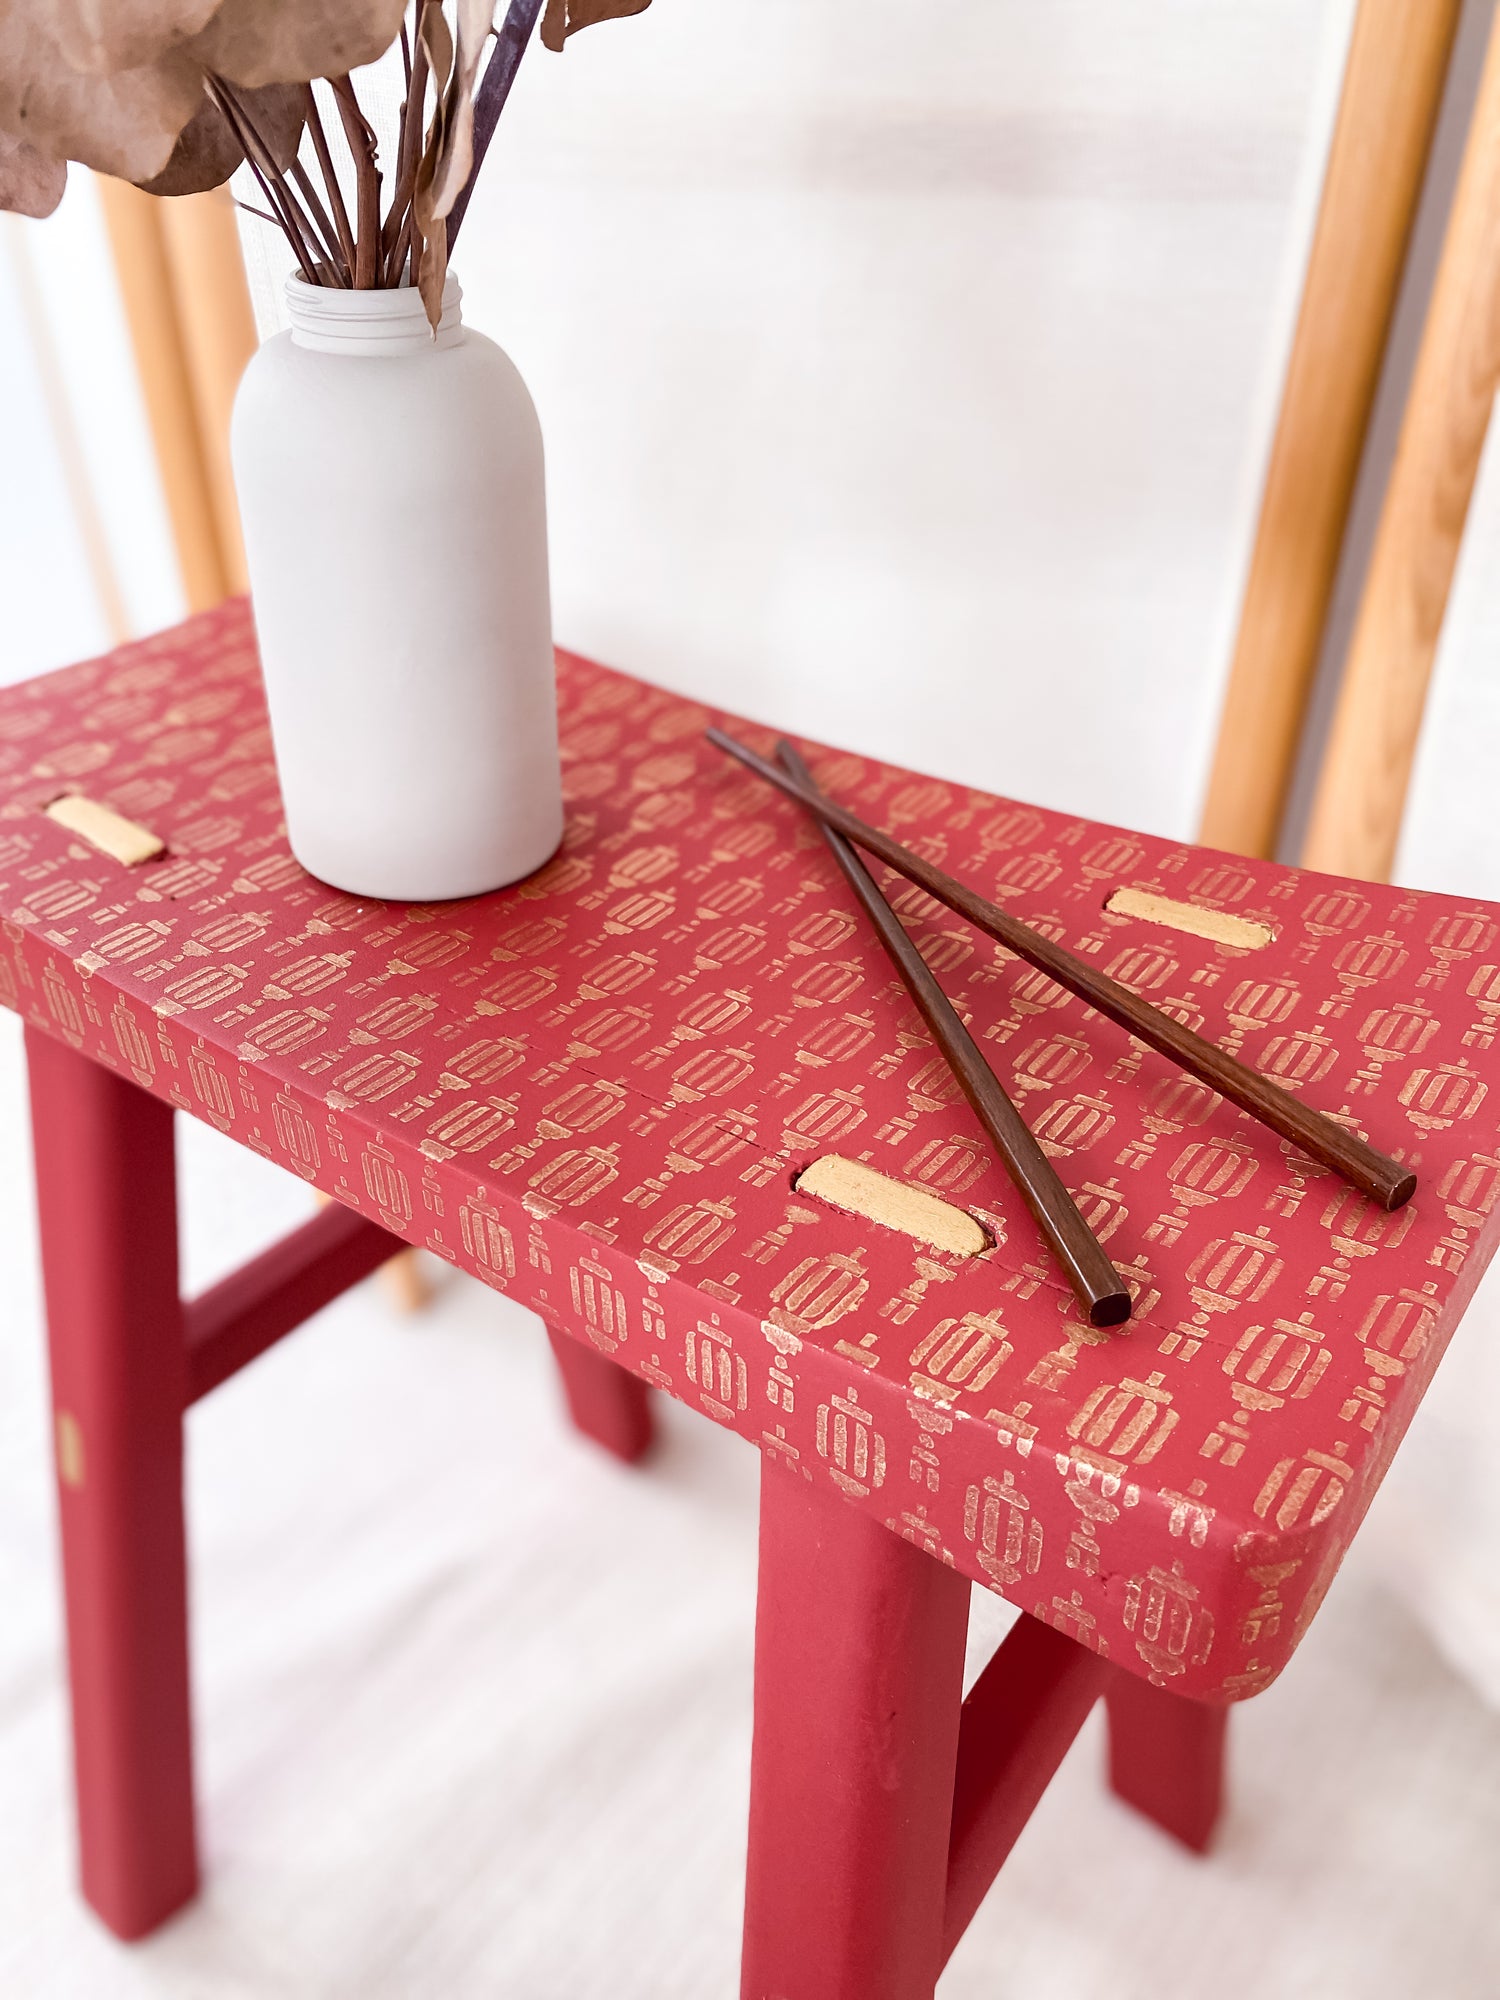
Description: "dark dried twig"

(445, 0), (543, 253)
(383, 19), (432, 282)
(302, 84), (357, 282)
(330, 74), (382, 288)
(208, 75), (322, 284)
(290, 160), (352, 284)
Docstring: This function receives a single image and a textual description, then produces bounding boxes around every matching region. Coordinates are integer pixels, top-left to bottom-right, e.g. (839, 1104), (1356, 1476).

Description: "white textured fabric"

(2, 1004), (1499, 1995)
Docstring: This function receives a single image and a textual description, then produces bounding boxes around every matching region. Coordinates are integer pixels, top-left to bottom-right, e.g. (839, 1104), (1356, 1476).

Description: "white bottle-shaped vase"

(231, 273), (563, 902)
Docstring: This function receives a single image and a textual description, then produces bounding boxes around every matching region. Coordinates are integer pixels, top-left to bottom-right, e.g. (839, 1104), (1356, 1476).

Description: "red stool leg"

(1104, 1667), (1227, 1853)
(740, 1461), (970, 2000)
(544, 1322), (653, 1463)
(25, 1031), (197, 1939)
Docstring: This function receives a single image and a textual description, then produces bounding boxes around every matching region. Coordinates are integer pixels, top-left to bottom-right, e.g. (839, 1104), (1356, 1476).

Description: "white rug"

(1, 1005), (1497, 1998)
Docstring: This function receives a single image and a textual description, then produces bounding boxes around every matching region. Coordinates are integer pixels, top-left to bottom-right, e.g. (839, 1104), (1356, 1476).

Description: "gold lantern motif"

(769, 1249), (869, 1337)
(475, 964), (558, 1012)
(527, 1144), (620, 1211)
(1068, 1369), (1178, 1467)
(424, 1096), (517, 1156)
(459, 1194), (516, 1285)
(672, 1044), (756, 1101)
(976, 804), (1046, 853)
(242, 1006), (329, 1056)
(163, 961), (248, 1010)
(909, 1309), (1012, 1403)
(1122, 1560), (1214, 1682)
(992, 848), (1062, 897)
(643, 1197), (737, 1267)
(1081, 833), (1145, 881)
(1398, 1057), (1488, 1132)
(1011, 1030), (1092, 1100)
(1349, 1000), (1438, 1093)
(784, 1085), (867, 1151)
(903, 1133), (989, 1194)
(794, 1009), (877, 1069)
(1254, 1021), (1338, 1091)
(1462, 962), (1500, 1050)
(816, 1386), (887, 1497)
(963, 1470), (1042, 1588)
(1201, 1314), (1330, 1467)
(1254, 1442), (1350, 1531)
(1326, 930), (1409, 1016)
(686, 1316), (748, 1421)
(271, 1087), (320, 1180)
(488, 913), (569, 959)
(331, 1050), (422, 1102)
(1031, 1090), (1116, 1158)
(440, 1036), (529, 1088)
(110, 997), (155, 1086)
(1182, 1226), (1284, 1320)
(1421, 908), (1496, 989)
(264, 951), (353, 996)
(570, 1249), (628, 1349)
(186, 1042), (234, 1128)
(361, 1142), (412, 1229)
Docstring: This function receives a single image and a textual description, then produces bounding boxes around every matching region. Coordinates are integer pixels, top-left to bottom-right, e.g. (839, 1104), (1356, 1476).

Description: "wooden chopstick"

(707, 728), (1417, 1212)
(777, 741), (1131, 1326)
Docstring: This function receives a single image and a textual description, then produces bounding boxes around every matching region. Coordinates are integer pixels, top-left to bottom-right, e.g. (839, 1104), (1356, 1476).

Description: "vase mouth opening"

(284, 271), (463, 354)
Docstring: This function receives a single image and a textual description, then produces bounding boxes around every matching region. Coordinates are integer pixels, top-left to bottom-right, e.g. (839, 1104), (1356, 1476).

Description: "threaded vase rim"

(285, 272), (463, 355)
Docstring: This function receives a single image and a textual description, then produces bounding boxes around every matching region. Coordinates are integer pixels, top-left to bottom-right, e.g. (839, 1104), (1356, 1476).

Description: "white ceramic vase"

(230, 273), (563, 901)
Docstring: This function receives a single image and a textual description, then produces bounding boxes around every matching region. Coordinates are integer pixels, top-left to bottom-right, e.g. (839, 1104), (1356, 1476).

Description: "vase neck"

(285, 273), (464, 355)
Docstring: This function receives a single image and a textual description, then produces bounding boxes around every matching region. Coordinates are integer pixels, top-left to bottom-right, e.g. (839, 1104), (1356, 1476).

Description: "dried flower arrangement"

(0, 0), (651, 325)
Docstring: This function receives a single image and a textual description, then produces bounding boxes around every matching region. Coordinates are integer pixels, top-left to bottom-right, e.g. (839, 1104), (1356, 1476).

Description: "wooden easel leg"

(25, 1030), (198, 1939)
(740, 1463), (970, 2000)
(1104, 1668), (1227, 1854)
(544, 1323), (653, 1463)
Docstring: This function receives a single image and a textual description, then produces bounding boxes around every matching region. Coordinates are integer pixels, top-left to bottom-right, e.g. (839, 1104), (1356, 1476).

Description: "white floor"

(1, 1005), (1497, 1999)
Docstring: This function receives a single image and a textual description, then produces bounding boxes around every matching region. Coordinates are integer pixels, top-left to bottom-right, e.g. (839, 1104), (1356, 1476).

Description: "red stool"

(5, 602), (1495, 1991)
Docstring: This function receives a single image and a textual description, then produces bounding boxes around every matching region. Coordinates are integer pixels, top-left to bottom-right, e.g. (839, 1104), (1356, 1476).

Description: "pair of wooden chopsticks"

(707, 728), (1416, 1328)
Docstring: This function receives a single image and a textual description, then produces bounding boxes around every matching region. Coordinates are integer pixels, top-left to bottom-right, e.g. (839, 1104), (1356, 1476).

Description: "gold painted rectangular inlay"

(796, 1155), (988, 1256)
(45, 794), (165, 867)
(1105, 886), (1272, 951)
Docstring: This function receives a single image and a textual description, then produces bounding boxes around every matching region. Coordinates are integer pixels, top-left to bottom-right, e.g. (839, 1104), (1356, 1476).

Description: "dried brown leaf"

(0, 127), (67, 217)
(135, 78), (303, 194)
(51, 1), (224, 77)
(411, 2), (457, 327)
(540, 0), (651, 55)
(429, 0), (496, 220)
(187, 0), (411, 89)
(0, 15), (202, 183)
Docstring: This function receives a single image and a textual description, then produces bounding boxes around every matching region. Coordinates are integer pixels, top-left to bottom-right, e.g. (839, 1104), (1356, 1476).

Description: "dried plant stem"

(302, 84), (357, 281)
(386, 206), (414, 290)
(331, 75), (382, 288)
(446, 0), (543, 253)
(208, 76), (322, 285)
(383, 25), (431, 283)
(233, 199), (283, 229)
(290, 161), (351, 285)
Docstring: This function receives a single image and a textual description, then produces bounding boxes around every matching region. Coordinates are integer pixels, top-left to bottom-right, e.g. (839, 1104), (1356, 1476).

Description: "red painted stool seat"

(4, 601), (1498, 1988)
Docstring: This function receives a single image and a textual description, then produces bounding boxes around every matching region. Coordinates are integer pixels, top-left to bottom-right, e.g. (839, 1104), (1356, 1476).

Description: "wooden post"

(157, 188), (258, 595)
(1303, 6), (1500, 881)
(1197, 0), (1460, 859)
(95, 178), (229, 613)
